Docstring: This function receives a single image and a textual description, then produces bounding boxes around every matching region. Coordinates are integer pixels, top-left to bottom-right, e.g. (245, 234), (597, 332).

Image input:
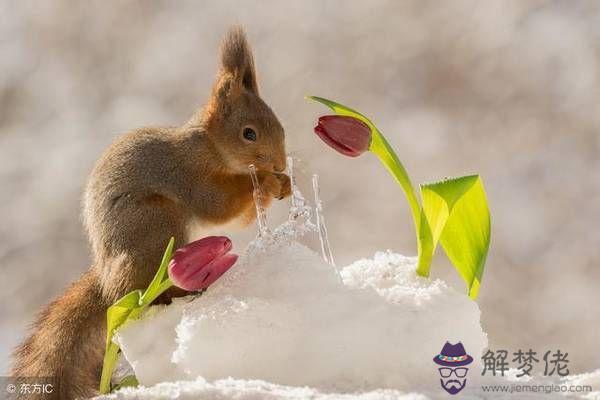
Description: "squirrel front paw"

(260, 173), (291, 200)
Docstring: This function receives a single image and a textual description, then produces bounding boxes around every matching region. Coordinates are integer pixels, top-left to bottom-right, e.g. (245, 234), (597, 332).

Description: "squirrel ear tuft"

(219, 26), (259, 95)
(203, 26), (258, 125)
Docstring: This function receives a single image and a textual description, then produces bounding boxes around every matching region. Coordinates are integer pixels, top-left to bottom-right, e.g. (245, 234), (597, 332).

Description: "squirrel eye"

(242, 127), (257, 142)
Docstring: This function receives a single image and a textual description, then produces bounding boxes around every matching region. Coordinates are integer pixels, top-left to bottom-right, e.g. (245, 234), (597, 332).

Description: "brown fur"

(11, 26), (290, 399)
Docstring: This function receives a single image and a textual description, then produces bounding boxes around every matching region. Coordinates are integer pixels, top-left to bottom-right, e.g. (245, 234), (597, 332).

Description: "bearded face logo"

(433, 342), (473, 395)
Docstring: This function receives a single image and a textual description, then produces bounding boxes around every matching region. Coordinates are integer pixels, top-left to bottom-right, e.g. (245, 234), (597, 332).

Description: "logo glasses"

(438, 367), (468, 378)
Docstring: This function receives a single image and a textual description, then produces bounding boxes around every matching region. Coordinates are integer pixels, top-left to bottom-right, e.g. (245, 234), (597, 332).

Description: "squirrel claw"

(275, 173), (291, 200)
(260, 172), (291, 200)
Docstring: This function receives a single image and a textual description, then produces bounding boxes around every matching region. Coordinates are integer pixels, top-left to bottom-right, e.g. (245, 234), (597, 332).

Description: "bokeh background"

(1, 0), (599, 375)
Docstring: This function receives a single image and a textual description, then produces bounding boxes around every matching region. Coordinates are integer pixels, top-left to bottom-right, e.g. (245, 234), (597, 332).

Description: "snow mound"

(114, 235), (487, 392)
(96, 372), (600, 400)
(99, 377), (427, 400)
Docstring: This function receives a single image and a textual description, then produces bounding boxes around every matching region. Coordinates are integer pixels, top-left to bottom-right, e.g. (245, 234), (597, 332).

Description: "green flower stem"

(369, 131), (422, 244)
(140, 278), (174, 308)
(99, 343), (120, 394)
(370, 131), (435, 278)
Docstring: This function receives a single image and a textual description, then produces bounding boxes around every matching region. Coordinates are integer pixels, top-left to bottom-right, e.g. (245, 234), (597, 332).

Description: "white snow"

(108, 218), (486, 395)
(91, 219), (600, 399)
(97, 370), (600, 400)
(96, 372), (600, 399)
(98, 377), (428, 400)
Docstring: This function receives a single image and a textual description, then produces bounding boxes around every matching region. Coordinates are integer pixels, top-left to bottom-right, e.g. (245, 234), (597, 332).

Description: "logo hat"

(433, 342), (473, 367)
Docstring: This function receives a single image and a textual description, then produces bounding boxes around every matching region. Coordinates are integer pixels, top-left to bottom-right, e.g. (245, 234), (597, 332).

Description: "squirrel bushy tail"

(11, 270), (106, 399)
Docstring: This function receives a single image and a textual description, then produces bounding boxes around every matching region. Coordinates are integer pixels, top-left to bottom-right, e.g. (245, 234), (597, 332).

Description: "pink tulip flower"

(314, 115), (371, 157)
(168, 236), (238, 291)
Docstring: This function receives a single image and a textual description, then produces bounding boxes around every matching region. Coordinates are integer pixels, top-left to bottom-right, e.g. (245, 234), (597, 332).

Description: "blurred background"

(1, 0), (599, 374)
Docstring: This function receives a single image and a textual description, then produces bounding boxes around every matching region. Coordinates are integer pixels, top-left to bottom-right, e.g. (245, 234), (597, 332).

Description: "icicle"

(287, 156), (312, 222)
(249, 164), (270, 237)
(312, 174), (336, 267)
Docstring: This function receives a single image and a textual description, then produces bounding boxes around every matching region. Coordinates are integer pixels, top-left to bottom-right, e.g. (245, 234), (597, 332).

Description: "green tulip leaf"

(100, 289), (142, 393)
(104, 290), (142, 352)
(419, 175), (491, 299)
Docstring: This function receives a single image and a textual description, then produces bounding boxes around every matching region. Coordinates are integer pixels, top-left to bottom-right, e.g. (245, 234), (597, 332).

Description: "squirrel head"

(200, 27), (286, 174)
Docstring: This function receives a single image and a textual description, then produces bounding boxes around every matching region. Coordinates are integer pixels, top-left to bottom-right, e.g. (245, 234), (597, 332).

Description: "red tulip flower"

(314, 115), (371, 157)
(168, 236), (238, 291)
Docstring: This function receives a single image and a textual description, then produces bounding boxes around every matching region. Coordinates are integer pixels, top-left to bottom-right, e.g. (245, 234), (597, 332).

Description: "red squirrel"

(11, 27), (291, 399)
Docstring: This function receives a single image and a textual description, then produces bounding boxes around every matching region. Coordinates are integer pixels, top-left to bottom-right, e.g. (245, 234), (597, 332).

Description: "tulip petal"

(315, 124), (359, 157)
(168, 236), (237, 291)
(202, 253), (239, 287)
(314, 115), (371, 157)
